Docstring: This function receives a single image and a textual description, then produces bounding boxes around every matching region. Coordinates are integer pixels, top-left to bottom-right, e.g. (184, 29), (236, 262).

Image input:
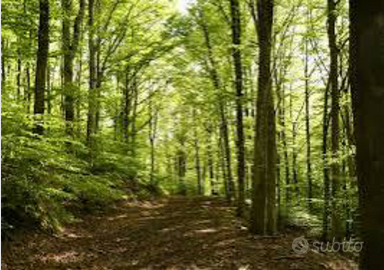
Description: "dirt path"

(2, 197), (357, 270)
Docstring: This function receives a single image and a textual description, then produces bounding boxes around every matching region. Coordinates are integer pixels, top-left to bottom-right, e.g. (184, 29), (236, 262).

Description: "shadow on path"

(2, 197), (357, 270)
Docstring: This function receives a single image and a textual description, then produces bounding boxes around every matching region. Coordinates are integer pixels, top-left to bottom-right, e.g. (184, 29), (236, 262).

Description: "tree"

(327, 0), (344, 241)
(251, 0), (276, 235)
(33, 0), (50, 135)
(350, 1), (384, 268)
(87, 0), (96, 150)
(198, 8), (234, 202)
(304, 12), (313, 212)
(62, 0), (85, 134)
(229, 0), (246, 217)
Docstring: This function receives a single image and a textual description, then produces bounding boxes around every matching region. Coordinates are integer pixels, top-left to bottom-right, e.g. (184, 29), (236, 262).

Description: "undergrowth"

(1, 97), (159, 238)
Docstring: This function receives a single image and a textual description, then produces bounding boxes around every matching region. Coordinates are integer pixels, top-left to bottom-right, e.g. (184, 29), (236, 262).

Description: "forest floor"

(2, 196), (358, 270)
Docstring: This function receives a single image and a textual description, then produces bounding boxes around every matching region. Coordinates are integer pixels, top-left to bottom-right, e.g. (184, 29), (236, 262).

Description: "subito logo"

(292, 236), (309, 254)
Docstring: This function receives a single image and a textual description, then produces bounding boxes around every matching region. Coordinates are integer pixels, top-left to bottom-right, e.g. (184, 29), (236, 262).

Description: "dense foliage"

(2, 0), (384, 268)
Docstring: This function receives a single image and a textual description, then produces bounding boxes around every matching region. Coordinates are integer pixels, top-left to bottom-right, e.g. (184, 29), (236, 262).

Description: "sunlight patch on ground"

(37, 251), (84, 264)
(194, 228), (218, 234)
(166, 264), (209, 270)
(193, 219), (212, 225)
(107, 214), (128, 221)
(59, 229), (92, 239)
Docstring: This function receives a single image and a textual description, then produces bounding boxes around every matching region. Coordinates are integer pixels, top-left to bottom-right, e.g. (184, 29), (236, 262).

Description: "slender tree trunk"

(322, 79), (331, 241)
(219, 129), (230, 200)
(304, 27), (313, 212)
(199, 9), (234, 201)
(33, 0), (50, 135)
(328, 0), (343, 241)
(1, 39), (6, 90)
(131, 77), (138, 155)
(207, 129), (216, 196)
(47, 61), (51, 114)
(193, 110), (203, 195)
(17, 48), (22, 100)
(178, 139), (187, 195)
(87, 0), (96, 150)
(251, 0), (276, 235)
(76, 48), (83, 138)
(349, 1), (384, 268)
(229, 0), (246, 217)
(275, 80), (290, 207)
(290, 91), (300, 206)
(123, 71), (132, 142)
(25, 63), (31, 114)
(95, 51), (102, 132)
(148, 85), (158, 185)
(62, 0), (85, 135)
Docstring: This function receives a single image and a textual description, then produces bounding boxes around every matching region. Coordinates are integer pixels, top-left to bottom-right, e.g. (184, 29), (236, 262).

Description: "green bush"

(1, 94), (160, 237)
(1, 126), (140, 236)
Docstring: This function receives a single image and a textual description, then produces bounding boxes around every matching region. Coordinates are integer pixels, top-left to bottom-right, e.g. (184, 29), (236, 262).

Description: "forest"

(1, 0), (383, 269)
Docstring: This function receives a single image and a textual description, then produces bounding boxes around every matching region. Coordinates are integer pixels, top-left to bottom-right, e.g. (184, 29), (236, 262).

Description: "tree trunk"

(199, 9), (234, 201)
(1, 39), (6, 90)
(148, 88), (158, 185)
(25, 63), (31, 113)
(322, 79), (331, 241)
(290, 90), (300, 206)
(304, 25), (313, 212)
(47, 61), (51, 115)
(87, 0), (96, 150)
(193, 110), (203, 195)
(33, 0), (50, 135)
(178, 141), (187, 196)
(207, 129), (216, 196)
(327, 0), (343, 241)
(76, 48), (83, 137)
(219, 129), (230, 200)
(229, 0), (246, 217)
(349, 1), (384, 268)
(123, 71), (132, 142)
(17, 48), (22, 100)
(62, 0), (85, 135)
(130, 76), (138, 155)
(251, 0), (276, 235)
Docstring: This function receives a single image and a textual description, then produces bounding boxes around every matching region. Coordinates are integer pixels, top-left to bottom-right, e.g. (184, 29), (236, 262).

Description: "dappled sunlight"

(193, 219), (212, 225)
(160, 225), (185, 233)
(193, 228), (218, 234)
(36, 251), (84, 264)
(3, 197), (358, 270)
(213, 237), (238, 247)
(107, 214), (128, 221)
(59, 229), (93, 240)
(238, 265), (251, 270)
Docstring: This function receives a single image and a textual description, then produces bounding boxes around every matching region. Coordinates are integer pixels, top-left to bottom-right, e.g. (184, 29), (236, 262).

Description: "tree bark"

(123, 71), (132, 142)
(193, 109), (203, 195)
(322, 79), (331, 241)
(327, 0), (343, 241)
(304, 22), (313, 212)
(229, 0), (246, 217)
(1, 38), (6, 90)
(149, 102), (158, 185)
(290, 90), (300, 206)
(33, 0), (50, 135)
(62, 0), (85, 135)
(199, 10), (234, 201)
(251, 0), (276, 235)
(87, 0), (96, 150)
(349, 1), (384, 268)
(17, 48), (22, 100)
